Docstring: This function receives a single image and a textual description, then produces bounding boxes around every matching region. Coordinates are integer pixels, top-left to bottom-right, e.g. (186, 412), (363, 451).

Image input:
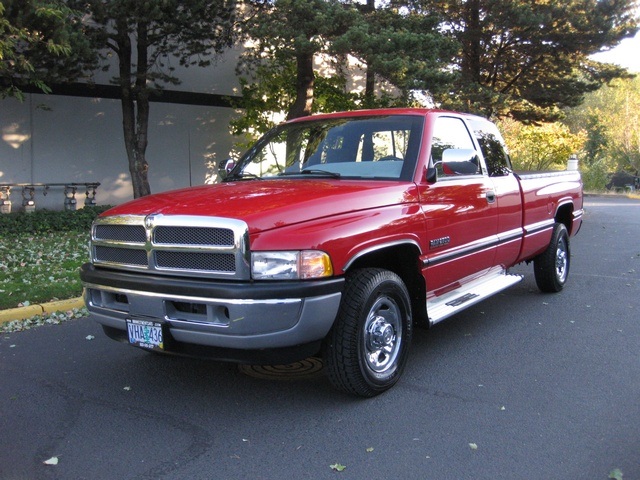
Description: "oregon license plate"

(126, 319), (164, 350)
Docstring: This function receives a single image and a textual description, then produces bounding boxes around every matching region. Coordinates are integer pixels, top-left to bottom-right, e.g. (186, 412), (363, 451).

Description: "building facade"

(0, 48), (243, 211)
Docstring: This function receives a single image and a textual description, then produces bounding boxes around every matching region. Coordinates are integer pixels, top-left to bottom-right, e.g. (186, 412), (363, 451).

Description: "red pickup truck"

(80, 108), (583, 397)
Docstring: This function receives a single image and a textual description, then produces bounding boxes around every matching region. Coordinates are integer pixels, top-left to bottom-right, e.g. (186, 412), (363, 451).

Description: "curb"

(0, 297), (85, 326)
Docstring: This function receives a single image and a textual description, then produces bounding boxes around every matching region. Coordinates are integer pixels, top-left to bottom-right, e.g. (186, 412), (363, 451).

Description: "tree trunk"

(363, 0), (376, 107)
(287, 51), (314, 120)
(115, 19), (151, 199)
(461, 0), (481, 85)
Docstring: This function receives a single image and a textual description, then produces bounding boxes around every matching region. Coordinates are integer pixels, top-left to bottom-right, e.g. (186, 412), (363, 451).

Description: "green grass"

(0, 231), (89, 310)
(0, 206), (109, 311)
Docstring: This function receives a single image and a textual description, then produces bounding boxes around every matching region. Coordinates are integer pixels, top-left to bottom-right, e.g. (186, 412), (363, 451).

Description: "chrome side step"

(427, 271), (523, 326)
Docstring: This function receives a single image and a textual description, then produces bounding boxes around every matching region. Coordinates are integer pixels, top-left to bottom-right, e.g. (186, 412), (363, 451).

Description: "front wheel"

(534, 223), (570, 293)
(323, 268), (413, 397)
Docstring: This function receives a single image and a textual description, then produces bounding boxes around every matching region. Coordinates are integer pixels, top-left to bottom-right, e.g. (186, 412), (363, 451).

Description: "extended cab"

(80, 108), (583, 397)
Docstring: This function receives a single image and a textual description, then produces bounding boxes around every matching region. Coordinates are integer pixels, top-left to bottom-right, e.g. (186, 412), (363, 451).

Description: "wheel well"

(555, 203), (574, 234)
(347, 244), (428, 326)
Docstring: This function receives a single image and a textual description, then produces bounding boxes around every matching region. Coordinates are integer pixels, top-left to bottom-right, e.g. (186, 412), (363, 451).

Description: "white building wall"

(0, 48), (243, 211)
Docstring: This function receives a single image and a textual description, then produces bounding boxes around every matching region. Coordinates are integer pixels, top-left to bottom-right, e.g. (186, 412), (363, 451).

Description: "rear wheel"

(323, 268), (412, 397)
(534, 223), (570, 293)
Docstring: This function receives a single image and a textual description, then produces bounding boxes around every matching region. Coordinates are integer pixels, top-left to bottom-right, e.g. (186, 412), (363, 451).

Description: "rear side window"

(469, 119), (512, 177)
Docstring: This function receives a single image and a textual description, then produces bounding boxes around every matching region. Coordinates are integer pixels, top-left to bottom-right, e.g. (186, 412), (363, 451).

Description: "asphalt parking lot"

(1, 195), (639, 480)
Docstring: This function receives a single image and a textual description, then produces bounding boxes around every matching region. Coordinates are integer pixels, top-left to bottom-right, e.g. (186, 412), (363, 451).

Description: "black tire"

(534, 223), (570, 293)
(323, 268), (413, 397)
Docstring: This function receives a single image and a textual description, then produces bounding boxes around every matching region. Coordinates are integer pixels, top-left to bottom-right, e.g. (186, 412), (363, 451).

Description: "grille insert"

(95, 246), (148, 266)
(154, 226), (234, 246)
(95, 224), (146, 243)
(155, 251), (236, 272)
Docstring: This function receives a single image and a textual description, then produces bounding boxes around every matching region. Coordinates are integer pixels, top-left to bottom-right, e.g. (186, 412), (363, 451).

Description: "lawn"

(0, 230), (89, 310)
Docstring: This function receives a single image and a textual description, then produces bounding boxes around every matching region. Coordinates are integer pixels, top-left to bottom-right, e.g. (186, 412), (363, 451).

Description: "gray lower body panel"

(81, 264), (344, 354)
(86, 287), (341, 350)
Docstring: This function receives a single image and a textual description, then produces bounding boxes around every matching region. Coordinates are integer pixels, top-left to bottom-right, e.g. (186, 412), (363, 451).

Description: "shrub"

(581, 159), (610, 192)
(0, 206), (111, 235)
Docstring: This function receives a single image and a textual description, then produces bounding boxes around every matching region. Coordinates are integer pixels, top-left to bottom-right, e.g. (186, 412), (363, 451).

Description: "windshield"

(228, 115), (424, 181)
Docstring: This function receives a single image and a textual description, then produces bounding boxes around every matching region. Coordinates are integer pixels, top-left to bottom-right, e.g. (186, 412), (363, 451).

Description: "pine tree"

(424, 0), (638, 122)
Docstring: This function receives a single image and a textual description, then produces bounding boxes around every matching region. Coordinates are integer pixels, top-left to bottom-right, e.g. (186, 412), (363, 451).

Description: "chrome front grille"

(90, 215), (250, 279)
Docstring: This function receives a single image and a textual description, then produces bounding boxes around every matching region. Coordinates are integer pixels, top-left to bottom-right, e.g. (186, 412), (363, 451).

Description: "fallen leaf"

(43, 457), (59, 466)
(330, 463), (346, 472)
(608, 468), (623, 480)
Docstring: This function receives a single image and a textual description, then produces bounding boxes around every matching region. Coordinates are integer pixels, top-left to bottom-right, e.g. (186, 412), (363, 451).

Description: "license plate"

(126, 319), (164, 350)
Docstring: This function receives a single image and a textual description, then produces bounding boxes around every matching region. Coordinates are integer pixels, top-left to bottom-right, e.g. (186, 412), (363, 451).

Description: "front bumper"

(80, 264), (344, 356)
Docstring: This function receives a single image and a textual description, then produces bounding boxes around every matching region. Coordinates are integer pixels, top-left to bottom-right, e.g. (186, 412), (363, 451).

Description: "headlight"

(251, 251), (333, 280)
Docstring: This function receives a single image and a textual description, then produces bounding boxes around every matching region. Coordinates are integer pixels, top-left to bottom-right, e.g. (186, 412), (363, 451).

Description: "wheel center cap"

(370, 317), (394, 347)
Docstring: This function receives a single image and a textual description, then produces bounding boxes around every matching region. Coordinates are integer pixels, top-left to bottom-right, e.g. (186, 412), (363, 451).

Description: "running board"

(427, 272), (523, 326)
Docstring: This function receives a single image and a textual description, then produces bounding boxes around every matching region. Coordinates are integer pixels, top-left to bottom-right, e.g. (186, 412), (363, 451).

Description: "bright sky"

(590, 32), (640, 73)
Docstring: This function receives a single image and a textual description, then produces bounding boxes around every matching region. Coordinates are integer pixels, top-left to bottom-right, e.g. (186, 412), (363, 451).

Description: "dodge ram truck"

(80, 108), (583, 397)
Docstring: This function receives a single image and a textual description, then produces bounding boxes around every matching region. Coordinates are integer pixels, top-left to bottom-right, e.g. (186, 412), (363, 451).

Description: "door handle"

(485, 190), (496, 204)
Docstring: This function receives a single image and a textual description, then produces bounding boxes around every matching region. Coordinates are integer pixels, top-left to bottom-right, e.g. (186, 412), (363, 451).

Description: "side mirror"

(441, 149), (479, 175)
(426, 166), (438, 183)
(218, 158), (236, 180)
(426, 149), (480, 183)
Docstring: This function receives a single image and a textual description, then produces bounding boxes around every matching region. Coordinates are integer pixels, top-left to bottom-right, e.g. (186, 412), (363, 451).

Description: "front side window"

(430, 116), (481, 177)
(228, 115), (424, 182)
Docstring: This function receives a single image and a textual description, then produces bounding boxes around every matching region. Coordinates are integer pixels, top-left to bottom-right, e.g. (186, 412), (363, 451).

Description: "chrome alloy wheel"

(555, 236), (569, 283)
(363, 296), (402, 373)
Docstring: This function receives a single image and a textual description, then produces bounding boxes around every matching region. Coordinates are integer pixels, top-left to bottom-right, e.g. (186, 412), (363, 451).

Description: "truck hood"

(102, 179), (417, 233)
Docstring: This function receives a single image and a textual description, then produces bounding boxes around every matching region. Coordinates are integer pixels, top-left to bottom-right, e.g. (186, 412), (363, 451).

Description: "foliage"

(0, 0), (96, 99)
(1, 308), (88, 333)
(235, 0), (361, 123)
(67, 0), (237, 198)
(0, 205), (110, 236)
(232, 0), (455, 140)
(230, 63), (360, 147)
(499, 118), (585, 171)
(412, 0), (638, 122)
(579, 158), (611, 192)
(564, 76), (640, 176)
(232, 0), (637, 140)
(335, 6), (457, 102)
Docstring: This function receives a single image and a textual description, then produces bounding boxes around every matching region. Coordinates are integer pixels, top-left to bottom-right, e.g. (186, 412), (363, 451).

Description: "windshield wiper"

(225, 172), (263, 181)
(279, 169), (341, 179)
